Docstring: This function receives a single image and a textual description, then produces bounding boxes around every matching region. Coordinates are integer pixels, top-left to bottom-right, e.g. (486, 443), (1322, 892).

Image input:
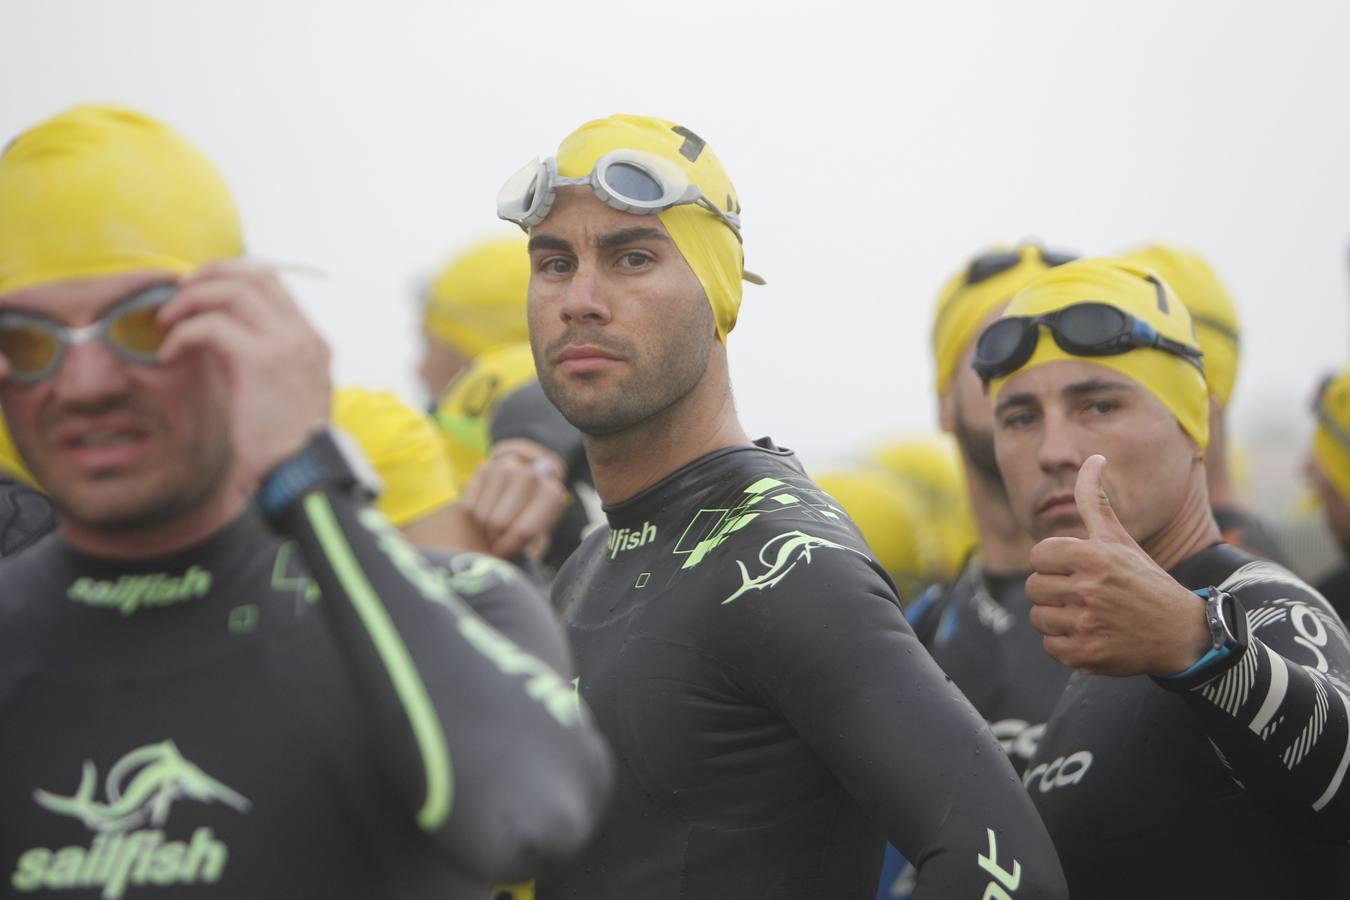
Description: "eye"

(1086, 398), (1118, 416)
(1000, 409), (1037, 430)
(538, 256), (574, 276)
(616, 251), (654, 271)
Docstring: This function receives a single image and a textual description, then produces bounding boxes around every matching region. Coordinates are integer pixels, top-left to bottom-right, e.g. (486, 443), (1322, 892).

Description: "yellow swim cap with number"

(555, 114), (755, 341)
(0, 104), (242, 294)
(988, 258), (1209, 450)
(433, 342), (539, 490)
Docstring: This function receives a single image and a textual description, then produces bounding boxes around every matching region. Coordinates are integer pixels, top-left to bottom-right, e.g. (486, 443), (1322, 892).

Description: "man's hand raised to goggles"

(157, 261), (332, 489)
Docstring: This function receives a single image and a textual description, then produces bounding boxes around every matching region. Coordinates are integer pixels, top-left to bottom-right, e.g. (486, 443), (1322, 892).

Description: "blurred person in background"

(502, 112), (1068, 900)
(986, 258), (1350, 897)
(417, 235), (531, 402)
(873, 243), (1078, 900)
(0, 104), (612, 898)
(1307, 368), (1350, 622)
(1121, 243), (1289, 564)
(868, 434), (977, 585)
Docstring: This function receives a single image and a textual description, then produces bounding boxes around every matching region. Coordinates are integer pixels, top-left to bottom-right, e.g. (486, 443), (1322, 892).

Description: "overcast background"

(3, 0), (1348, 531)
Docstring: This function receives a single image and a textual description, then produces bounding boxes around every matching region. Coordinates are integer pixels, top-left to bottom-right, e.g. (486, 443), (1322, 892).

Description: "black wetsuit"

(0, 475), (54, 558)
(0, 490), (612, 899)
(1028, 543), (1350, 898)
(539, 439), (1068, 900)
(1318, 564), (1350, 625)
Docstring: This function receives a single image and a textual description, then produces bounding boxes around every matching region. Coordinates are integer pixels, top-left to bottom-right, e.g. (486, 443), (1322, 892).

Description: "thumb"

(1074, 454), (1131, 543)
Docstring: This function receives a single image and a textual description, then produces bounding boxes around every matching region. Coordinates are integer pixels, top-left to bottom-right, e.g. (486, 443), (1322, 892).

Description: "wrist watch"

(256, 426), (382, 524)
(1167, 586), (1246, 680)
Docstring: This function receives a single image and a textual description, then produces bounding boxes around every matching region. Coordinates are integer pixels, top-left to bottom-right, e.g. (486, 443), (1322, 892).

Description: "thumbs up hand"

(1026, 455), (1212, 677)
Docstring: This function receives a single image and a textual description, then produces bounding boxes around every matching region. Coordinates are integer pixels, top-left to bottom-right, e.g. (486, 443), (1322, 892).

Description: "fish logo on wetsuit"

(724, 530), (871, 604)
(33, 740), (251, 832)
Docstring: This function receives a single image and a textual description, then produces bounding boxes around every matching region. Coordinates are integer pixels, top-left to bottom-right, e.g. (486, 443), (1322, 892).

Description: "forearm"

(276, 486), (612, 880)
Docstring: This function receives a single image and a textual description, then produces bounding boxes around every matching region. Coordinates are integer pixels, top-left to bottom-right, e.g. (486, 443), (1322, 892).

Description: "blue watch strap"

(1164, 588), (1232, 681)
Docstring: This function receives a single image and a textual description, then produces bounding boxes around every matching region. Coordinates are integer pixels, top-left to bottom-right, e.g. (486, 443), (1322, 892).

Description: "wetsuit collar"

(599, 436), (796, 531)
(1166, 540), (1249, 589)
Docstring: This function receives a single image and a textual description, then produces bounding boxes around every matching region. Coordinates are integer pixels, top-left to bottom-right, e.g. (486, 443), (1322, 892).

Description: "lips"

(1036, 493), (1077, 518)
(554, 344), (623, 375)
(55, 420), (152, 472)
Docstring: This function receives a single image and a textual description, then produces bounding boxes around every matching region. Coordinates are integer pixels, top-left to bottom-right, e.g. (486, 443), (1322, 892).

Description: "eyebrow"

(594, 227), (670, 250)
(527, 234), (573, 255)
(993, 377), (1134, 417)
(1062, 377), (1134, 399)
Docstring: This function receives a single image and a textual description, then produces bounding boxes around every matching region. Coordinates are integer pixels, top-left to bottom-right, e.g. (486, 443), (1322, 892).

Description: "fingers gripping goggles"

(496, 149), (744, 243)
(0, 283), (174, 384)
(972, 301), (1204, 384)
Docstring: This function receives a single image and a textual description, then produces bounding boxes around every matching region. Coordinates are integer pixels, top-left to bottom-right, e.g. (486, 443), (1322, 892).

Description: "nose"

(559, 265), (611, 326)
(1036, 407), (1084, 478)
(49, 337), (133, 406)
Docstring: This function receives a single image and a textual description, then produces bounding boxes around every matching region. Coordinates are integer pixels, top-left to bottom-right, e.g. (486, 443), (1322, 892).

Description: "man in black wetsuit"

(981, 257), (1350, 897)
(0, 104), (611, 898)
(495, 113), (1069, 899)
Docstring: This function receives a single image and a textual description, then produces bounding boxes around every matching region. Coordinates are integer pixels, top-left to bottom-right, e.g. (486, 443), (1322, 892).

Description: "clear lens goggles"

(0, 283), (176, 384)
(972, 300), (1205, 384)
(496, 149), (744, 243)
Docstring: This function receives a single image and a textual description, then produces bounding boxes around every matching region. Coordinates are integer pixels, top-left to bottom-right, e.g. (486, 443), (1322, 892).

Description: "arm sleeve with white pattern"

(1159, 561), (1350, 841)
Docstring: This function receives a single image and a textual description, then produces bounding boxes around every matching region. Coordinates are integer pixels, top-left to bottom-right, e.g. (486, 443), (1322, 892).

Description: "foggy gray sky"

(3, 0), (1347, 476)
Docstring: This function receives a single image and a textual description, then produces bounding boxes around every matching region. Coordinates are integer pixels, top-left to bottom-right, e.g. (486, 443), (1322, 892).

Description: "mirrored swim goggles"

(496, 149), (745, 243)
(0, 283), (175, 384)
(972, 301), (1204, 384)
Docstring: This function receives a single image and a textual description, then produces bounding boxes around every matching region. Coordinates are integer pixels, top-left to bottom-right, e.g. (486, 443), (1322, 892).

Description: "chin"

(1037, 516), (1088, 541)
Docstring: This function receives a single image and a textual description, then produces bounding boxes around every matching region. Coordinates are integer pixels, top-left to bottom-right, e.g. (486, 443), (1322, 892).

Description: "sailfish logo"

(723, 530), (869, 604)
(34, 740), (251, 833)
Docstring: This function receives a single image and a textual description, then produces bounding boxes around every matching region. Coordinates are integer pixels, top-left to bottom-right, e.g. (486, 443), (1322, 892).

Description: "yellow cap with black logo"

(0, 104), (242, 294)
(555, 114), (756, 341)
(424, 236), (531, 358)
(433, 342), (538, 489)
(1314, 369), (1350, 504)
(333, 387), (458, 527)
(988, 258), (1210, 450)
(1120, 244), (1241, 408)
(932, 245), (1068, 395)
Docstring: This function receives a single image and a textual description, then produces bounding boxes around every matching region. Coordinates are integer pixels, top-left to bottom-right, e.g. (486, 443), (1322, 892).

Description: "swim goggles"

(0, 283), (174, 384)
(972, 300), (1204, 384)
(496, 149), (744, 243)
(962, 245), (1079, 287)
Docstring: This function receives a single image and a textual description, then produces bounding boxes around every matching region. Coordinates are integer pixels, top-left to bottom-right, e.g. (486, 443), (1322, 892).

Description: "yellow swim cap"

(814, 469), (928, 580)
(0, 413), (37, 488)
(869, 435), (977, 580)
(433, 342), (538, 489)
(423, 235), (531, 358)
(988, 258), (1210, 450)
(1314, 370), (1350, 504)
(555, 114), (753, 341)
(1120, 244), (1240, 407)
(333, 387), (458, 527)
(0, 104), (243, 295)
(932, 244), (1076, 395)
